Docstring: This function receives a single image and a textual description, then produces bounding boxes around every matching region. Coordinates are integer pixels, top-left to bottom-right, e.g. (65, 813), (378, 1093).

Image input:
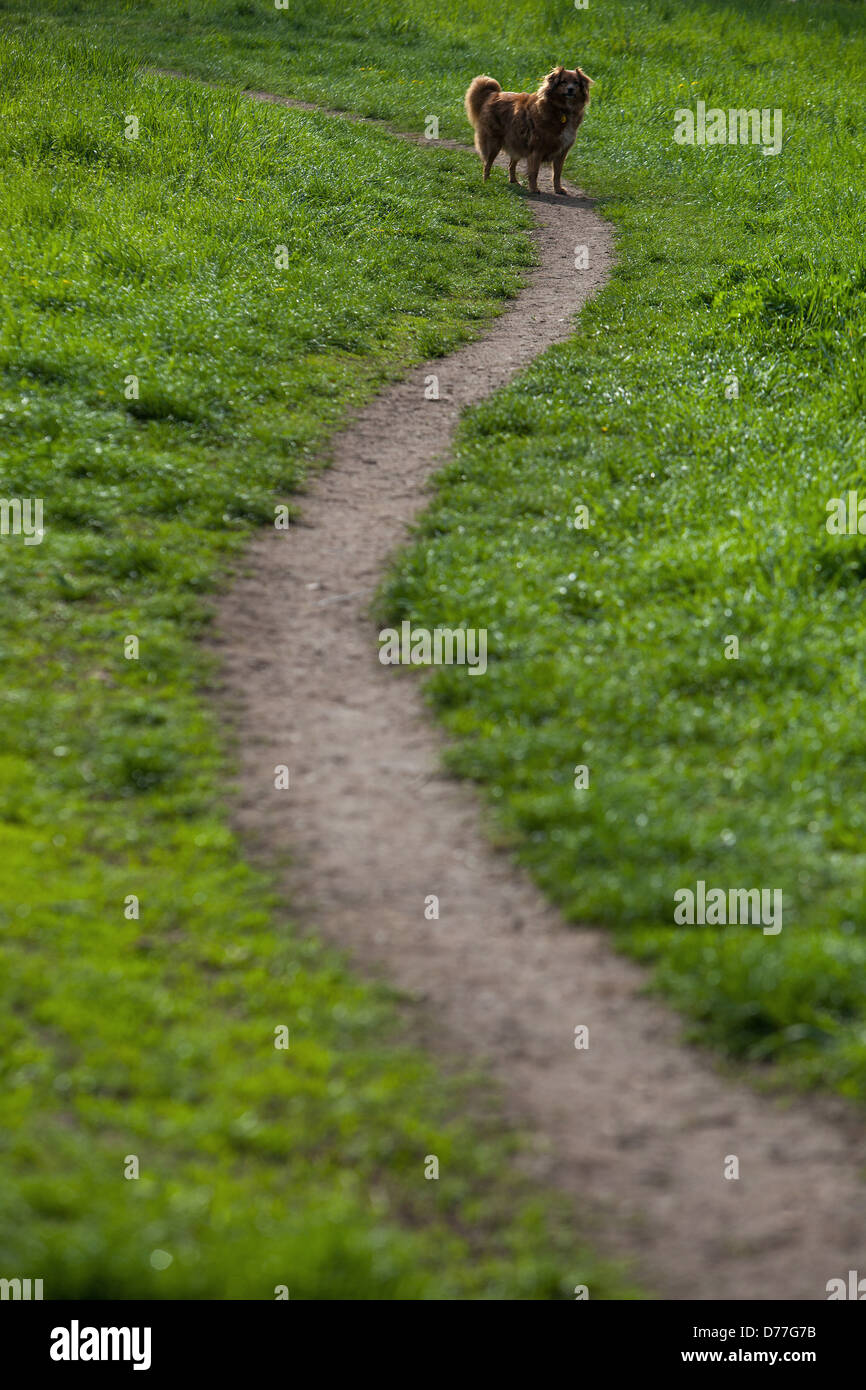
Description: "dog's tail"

(464, 75), (501, 127)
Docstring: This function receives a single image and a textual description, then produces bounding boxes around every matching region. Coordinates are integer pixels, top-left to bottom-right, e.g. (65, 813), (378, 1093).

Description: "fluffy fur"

(464, 67), (593, 195)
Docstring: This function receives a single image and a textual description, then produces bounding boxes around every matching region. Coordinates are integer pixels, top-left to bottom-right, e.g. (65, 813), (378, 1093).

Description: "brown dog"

(464, 67), (593, 194)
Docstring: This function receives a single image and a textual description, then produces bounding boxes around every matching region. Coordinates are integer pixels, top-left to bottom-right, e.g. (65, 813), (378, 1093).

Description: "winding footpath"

(204, 82), (866, 1298)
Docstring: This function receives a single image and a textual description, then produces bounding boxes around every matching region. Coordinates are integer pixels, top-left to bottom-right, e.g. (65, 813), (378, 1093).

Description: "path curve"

(207, 83), (866, 1299)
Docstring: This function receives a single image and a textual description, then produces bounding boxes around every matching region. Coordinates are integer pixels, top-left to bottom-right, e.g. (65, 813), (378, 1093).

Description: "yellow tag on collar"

(561, 114), (567, 123)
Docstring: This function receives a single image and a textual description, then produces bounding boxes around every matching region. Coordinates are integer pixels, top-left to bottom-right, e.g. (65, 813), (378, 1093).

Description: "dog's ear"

(539, 66), (565, 97)
(578, 68), (595, 84)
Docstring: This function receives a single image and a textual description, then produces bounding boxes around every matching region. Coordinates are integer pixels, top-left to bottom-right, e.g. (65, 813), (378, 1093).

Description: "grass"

(17, 0), (866, 1098)
(6, 0), (866, 1296)
(0, 27), (639, 1298)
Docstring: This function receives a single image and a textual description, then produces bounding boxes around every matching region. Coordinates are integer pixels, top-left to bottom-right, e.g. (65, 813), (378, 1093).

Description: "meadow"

(4, 0), (866, 1299)
(0, 24), (633, 1297)
(36, 0), (866, 1097)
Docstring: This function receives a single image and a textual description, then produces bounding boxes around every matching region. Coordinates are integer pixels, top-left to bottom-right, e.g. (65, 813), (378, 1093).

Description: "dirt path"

(209, 84), (866, 1299)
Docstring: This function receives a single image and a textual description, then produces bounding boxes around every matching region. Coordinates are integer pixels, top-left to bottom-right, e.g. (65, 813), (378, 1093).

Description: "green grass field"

(4, 0), (866, 1300)
(27, 0), (866, 1096)
(0, 27), (637, 1298)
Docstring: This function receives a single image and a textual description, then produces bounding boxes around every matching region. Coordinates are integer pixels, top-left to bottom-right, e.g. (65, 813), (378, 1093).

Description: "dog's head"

(540, 66), (594, 112)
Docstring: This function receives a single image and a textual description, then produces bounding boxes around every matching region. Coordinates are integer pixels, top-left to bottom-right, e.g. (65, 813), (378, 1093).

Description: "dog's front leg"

(526, 157), (541, 193)
(508, 158), (519, 184)
(552, 152), (567, 195)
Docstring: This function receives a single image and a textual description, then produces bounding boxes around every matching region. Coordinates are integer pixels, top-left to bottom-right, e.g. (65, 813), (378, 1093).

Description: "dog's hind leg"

(480, 141), (501, 181)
